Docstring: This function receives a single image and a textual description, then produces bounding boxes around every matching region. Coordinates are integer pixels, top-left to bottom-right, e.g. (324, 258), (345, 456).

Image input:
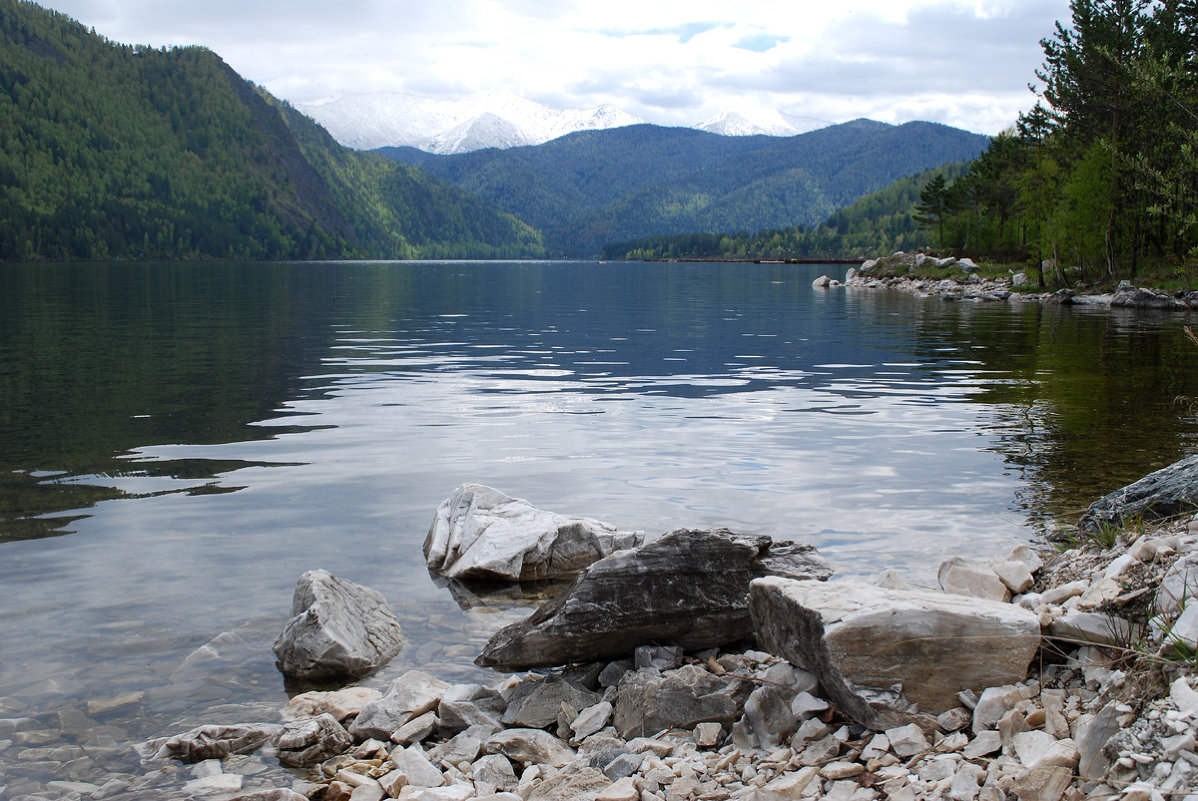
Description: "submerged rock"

(424, 484), (644, 582)
(749, 577), (1039, 730)
(477, 528), (832, 670)
(272, 570), (405, 681)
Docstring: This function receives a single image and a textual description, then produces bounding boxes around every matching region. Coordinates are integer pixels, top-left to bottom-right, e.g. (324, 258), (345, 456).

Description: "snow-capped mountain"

(296, 91), (646, 154)
(295, 91), (836, 154)
(697, 109), (832, 137)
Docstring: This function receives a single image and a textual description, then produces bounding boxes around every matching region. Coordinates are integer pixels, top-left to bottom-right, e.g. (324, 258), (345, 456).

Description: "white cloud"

(45, 0), (1072, 134)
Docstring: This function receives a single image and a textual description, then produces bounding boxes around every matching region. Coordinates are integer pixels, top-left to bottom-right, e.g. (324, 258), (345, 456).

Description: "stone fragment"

(525, 766), (611, 801)
(148, 723), (282, 763)
(390, 745), (445, 788)
(502, 676), (601, 729)
(229, 791), (310, 801)
(423, 484), (644, 581)
(613, 664), (751, 739)
(1077, 454), (1198, 534)
(484, 728), (576, 768)
(1041, 580), (1088, 606)
(350, 670), (450, 741)
(596, 776), (639, 801)
(743, 684), (799, 749)
(694, 722), (722, 748)
(86, 691), (143, 717)
(284, 687), (383, 722)
(1158, 555), (1198, 615)
(885, 723), (929, 757)
(1170, 676), (1198, 717)
(750, 578), (1039, 729)
(1074, 702), (1122, 780)
(937, 707), (972, 733)
(1011, 766), (1073, 801)
(963, 730), (1001, 758)
(427, 729), (483, 767)
(1011, 731), (1079, 771)
(992, 560), (1035, 594)
(634, 645), (684, 671)
(473, 753), (518, 789)
(276, 713), (353, 768)
(948, 764), (984, 801)
(401, 785), (475, 801)
(938, 557), (1011, 601)
(570, 702), (614, 743)
(479, 529), (831, 670)
(1048, 610), (1131, 648)
(1162, 604), (1198, 654)
(391, 710), (439, 746)
(273, 569), (405, 681)
(1007, 545), (1044, 573)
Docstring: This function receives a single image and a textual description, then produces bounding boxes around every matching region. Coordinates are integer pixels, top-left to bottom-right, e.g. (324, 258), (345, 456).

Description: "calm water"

(2, 260), (1198, 790)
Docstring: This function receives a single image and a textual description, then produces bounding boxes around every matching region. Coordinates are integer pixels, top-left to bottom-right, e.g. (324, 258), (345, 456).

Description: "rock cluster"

(846, 252), (1198, 310)
(30, 476), (1198, 801)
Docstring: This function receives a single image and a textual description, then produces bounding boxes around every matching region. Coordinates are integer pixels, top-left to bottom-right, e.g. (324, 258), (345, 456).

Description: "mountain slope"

(379, 121), (990, 256)
(0, 0), (543, 261)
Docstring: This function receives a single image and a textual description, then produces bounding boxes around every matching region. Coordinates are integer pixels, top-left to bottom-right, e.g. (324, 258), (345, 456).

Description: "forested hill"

(0, 0), (544, 261)
(378, 121), (990, 257)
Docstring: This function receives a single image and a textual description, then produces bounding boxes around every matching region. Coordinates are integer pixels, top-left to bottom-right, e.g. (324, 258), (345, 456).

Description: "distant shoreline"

(640, 257), (863, 265)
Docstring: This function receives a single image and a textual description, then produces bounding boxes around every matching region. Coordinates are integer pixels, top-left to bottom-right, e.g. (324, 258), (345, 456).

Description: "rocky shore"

(814, 252), (1198, 311)
(8, 470), (1198, 801)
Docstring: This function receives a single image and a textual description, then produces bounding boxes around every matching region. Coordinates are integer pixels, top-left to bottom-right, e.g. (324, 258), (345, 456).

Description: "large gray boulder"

(424, 484), (645, 582)
(273, 570), (405, 681)
(1078, 454), (1198, 535)
(476, 528), (833, 670)
(749, 577), (1040, 731)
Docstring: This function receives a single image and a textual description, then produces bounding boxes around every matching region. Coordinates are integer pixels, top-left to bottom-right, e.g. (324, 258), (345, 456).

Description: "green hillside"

(600, 162), (973, 260)
(379, 121), (989, 257)
(0, 0), (544, 261)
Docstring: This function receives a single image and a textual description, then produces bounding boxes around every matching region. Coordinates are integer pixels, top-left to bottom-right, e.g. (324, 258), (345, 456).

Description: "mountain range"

(296, 92), (832, 154)
(379, 121), (990, 256)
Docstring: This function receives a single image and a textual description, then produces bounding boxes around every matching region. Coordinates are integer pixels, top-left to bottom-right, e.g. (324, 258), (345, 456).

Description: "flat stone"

(479, 528), (832, 670)
(86, 691), (143, 717)
(423, 484), (644, 581)
(472, 753), (518, 789)
(273, 569), (405, 681)
(750, 578), (1039, 729)
(148, 723), (282, 763)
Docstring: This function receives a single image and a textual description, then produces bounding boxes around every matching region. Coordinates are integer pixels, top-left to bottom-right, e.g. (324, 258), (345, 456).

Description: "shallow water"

(2, 260), (1197, 792)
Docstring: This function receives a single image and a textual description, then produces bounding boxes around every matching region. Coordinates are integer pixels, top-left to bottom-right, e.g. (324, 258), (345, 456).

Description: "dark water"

(2, 260), (1198, 791)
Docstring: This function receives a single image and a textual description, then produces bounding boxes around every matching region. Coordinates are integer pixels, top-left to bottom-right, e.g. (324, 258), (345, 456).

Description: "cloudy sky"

(48, 0), (1073, 135)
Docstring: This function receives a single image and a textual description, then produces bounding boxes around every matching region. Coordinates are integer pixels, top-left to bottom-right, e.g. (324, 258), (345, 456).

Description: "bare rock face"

(476, 528), (833, 670)
(749, 577), (1040, 731)
(1078, 454), (1198, 535)
(424, 484), (645, 582)
(273, 570), (405, 681)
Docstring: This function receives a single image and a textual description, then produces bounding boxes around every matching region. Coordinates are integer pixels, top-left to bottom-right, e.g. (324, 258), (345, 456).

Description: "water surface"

(2, 260), (1197, 791)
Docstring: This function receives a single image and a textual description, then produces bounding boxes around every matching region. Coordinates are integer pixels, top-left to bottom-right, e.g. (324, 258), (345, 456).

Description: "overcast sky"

(47, 0), (1073, 135)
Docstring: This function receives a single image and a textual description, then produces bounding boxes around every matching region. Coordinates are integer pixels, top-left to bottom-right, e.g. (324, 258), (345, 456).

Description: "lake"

(2, 260), (1198, 792)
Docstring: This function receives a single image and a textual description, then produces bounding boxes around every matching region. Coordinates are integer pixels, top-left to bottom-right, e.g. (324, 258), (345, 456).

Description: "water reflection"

(1, 261), (1198, 792)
